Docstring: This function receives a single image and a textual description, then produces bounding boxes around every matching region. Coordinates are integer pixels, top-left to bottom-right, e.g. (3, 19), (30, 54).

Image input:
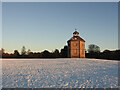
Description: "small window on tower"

(82, 49), (84, 55)
(74, 50), (76, 54)
(74, 43), (76, 46)
(82, 43), (84, 48)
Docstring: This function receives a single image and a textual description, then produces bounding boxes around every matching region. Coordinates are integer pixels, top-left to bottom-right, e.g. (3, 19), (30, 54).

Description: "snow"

(2, 58), (119, 88)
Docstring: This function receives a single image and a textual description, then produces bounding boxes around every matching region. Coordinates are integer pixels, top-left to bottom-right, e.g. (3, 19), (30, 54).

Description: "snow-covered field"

(2, 58), (119, 88)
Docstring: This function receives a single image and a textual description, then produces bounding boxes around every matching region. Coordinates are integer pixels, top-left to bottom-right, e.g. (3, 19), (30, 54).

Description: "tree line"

(86, 44), (120, 60)
(0, 46), (68, 58)
(0, 44), (120, 60)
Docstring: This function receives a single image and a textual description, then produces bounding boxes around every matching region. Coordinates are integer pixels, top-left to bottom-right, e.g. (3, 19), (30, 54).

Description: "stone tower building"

(67, 29), (85, 58)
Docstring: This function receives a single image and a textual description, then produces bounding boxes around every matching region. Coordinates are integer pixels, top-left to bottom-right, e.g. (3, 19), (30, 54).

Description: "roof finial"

(75, 28), (77, 31)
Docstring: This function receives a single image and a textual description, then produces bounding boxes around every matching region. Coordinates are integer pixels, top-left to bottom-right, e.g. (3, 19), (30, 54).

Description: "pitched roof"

(73, 30), (79, 34)
(67, 36), (85, 42)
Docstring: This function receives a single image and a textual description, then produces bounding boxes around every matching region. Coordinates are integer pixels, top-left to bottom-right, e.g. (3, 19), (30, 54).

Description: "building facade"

(67, 29), (85, 58)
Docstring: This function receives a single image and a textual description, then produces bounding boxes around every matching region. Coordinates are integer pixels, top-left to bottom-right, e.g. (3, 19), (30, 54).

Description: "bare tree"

(53, 49), (59, 57)
(14, 50), (20, 57)
(21, 46), (26, 56)
(88, 44), (100, 53)
(27, 49), (31, 55)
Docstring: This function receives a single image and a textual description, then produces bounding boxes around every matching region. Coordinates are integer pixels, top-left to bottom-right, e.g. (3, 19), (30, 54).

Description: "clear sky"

(2, 2), (118, 53)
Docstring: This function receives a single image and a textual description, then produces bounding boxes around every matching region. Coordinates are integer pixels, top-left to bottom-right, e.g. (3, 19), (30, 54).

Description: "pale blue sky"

(2, 2), (118, 53)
